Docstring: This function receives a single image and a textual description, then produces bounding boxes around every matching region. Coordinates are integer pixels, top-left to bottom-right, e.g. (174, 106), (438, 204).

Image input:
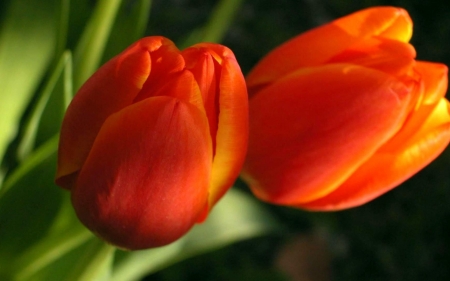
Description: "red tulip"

(55, 37), (248, 250)
(241, 7), (450, 211)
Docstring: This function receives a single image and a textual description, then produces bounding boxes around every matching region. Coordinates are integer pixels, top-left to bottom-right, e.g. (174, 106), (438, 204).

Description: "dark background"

(143, 0), (450, 280)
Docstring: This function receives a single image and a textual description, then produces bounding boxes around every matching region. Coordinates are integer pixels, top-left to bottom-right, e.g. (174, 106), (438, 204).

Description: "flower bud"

(56, 37), (248, 249)
(241, 7), (450, 210)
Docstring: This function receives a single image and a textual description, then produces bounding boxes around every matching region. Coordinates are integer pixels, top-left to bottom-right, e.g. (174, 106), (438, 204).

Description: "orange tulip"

(55, 37), (248, 250)
(241, 7), (450, 211)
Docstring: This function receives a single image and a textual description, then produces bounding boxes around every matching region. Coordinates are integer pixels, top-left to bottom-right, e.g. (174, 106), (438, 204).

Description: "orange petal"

(327, 37), (416, 78)
(56, 40), (152, 189)
(415, 61), (448, 105)
(72, 96), (212, 250)
(246, 7), (412, 93)
(301, 98), (450, 210)
(333, 7), (412, 43)
(241, 64), (411, 205)
(184, 43), (249, 209)
(208, 56), (249, 207)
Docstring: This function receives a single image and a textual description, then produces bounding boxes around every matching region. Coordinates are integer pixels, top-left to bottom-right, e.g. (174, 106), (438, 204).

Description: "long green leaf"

(200, 0), (244, 43)
(180, 0), (244, 48)
(13, 217), (91, 281)
(55, 0), (70, 59)
(0, 135), (59, 198)
(101, 0), (152, 63)
(111, 189), (280, 281)
(16, 52), (72, 162)
(65, 239), (116, 281)
(0, 135), (62, 270)
(73, 0), (123, 90)
(0, 0), (59, 169)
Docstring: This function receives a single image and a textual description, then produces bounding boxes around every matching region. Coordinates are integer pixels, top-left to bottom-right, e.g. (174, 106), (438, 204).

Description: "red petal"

(182, 47), (219, 151)
(242, 64), (411, 204)
(72, 96), (212, 250)
(133, 37), (185, 102)
(56, 40), (152, 189)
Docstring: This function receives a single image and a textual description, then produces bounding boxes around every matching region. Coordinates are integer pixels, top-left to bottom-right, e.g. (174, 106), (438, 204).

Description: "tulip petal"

(246, 7), (412, 92)
(333, 6), (412, 43)
(56, 41), (152, 189)
(144, 69), (205, 111)
(133, 37), (185, 102)
(327, 37), (416, 79)
(301, 99), (450, 210)
(183, 43), (249, 208)
(71, 96), (212, 250)
(209, 57), (249, 207)
(56, 37), (187, 190)
(415, 61), (448, 105)
(182, 46), (219, 150)
(242, 64), (411, 205)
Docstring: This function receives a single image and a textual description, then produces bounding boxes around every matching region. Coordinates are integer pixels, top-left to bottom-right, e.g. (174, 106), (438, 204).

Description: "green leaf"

(0, 135), (59, 198)
(65, 239), (116, 281)
(55, 0), (70, 59)
(0, 135), (63, 271)
(0, 0), (59, 168)
(111, 189), (280, 281)
(15, 237), (95, 281)
(16, 51), (73, 162)
(14, 235), (112, 281)
(101, 0), (152, 63)
(73, 0), (123, 90)
(180, 0), (244, 48)
(12, 209), (92, 281)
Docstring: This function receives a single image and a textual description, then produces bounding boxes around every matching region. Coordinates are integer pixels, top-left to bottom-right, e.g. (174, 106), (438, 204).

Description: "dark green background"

(144, 0), (450, 280)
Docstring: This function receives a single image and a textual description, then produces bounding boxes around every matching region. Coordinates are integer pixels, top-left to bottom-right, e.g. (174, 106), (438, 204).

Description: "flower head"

(241, 7), (450, 210)
(56, 37), (248, 249)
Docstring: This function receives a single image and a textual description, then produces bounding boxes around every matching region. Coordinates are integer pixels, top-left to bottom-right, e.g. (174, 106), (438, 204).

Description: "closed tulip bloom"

(55, 37), (248, 250)
(241, 7), (450, 211)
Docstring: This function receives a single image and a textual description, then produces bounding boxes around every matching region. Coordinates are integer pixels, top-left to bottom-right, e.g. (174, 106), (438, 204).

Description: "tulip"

(55, 36), (248, 250)
(241, 7), (450, 211)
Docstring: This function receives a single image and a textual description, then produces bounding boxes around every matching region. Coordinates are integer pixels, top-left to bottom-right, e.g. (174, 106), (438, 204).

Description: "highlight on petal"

(56, 43), (152, 189)
(301, 99), (450, 211)
(209, 57), (249, 207)
(415, 61), (449, 104)
(246, 7), (413, 93)
(182, 43), (249, 209)
(242, 64), (412, 205)
(333, 7), (412, 42)
(72, 96), (212, 250)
